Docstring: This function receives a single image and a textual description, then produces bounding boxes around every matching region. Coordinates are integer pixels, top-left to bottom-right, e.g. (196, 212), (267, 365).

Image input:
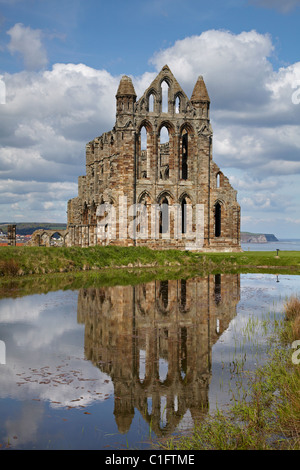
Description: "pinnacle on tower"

(116, 75), (137, 98)
(191, 75), (210, 103)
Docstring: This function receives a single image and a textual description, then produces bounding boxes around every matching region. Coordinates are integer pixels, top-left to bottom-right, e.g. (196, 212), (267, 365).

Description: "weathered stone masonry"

(67, 65), (241, 251)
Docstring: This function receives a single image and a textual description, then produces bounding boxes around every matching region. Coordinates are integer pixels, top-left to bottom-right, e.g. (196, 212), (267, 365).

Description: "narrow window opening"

(160, 126), (169, 144)
(215, 202), (221, 238)
(159, 126), (169, 180)
(141, 126), (147, 150)
(161, 80), (169, 113)
(159, 197), (169, 234)
(175, 96), (180, 113)
(181, 198), (187, 234)
(182, 132), (188, 180)
(149, 94), (154, 112)
(140, 126), (148, 179)
(216, 173), (220, 188)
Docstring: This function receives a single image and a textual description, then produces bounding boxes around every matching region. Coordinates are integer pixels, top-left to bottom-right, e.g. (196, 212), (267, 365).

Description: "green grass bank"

(0, 245), (300, 277)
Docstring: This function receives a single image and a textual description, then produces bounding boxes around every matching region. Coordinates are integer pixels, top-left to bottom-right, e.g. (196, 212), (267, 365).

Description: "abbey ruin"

(66, 65), (241, 251)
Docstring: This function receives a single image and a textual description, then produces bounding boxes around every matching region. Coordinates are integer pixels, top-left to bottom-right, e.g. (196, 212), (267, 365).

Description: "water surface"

(242, 239), (300, 251)
(0, 273), (298, 449)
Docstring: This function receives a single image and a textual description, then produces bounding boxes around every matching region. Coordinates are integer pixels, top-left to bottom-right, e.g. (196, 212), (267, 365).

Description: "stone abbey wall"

(67, 65), (241, 252)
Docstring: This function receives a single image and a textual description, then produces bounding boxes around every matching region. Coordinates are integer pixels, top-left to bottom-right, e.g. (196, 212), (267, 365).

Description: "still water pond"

(0, 273), (299, 450)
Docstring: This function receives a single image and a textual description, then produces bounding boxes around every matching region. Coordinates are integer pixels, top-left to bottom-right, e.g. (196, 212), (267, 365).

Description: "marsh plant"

(162, 296), (300, 450)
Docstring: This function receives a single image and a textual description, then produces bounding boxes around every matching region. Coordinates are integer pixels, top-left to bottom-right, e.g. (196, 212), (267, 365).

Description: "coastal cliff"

(241, 232), (278, 243)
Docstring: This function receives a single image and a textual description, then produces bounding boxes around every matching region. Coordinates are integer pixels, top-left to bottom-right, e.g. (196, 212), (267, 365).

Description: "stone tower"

(67, 65), (241, 251)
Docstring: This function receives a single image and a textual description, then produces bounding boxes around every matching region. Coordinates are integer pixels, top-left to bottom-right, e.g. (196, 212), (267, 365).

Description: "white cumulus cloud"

(7, 23), (48, 70)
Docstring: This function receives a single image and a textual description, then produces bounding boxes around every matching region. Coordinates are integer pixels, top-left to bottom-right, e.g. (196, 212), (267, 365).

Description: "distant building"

(68, 66), (241, 251)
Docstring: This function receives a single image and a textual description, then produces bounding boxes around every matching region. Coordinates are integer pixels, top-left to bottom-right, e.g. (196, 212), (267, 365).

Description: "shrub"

(0, 258), (20, 276)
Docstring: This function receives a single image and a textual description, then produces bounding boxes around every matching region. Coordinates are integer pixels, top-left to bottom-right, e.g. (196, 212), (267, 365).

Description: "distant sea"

(241, 239), (300, 252)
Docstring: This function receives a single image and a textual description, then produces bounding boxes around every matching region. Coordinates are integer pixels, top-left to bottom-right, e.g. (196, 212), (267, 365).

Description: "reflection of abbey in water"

(77, 274), (240, 436)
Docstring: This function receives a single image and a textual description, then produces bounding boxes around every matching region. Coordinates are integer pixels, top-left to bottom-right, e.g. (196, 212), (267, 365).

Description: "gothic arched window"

(175, 96), (180, 113)
(159, 197), (169, 234)
(161, 80), (169, 113)
(149, 93), (155, 112)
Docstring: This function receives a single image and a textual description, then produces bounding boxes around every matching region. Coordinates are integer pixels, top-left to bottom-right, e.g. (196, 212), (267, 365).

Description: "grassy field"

(0, 245), (300, 277)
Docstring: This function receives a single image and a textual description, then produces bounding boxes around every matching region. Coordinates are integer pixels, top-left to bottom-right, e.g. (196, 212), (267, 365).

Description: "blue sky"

(0, 0), (300, 238)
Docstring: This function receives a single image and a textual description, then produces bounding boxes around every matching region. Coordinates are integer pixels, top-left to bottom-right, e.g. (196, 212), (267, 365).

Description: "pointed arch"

(174, 92), (185, 114)
(146, 88), (158, 113)
(137, 119), (153, 135)
(138, 190), (152, 204)
(157, 190), (175, 204)
(50, 231), (64, 247)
